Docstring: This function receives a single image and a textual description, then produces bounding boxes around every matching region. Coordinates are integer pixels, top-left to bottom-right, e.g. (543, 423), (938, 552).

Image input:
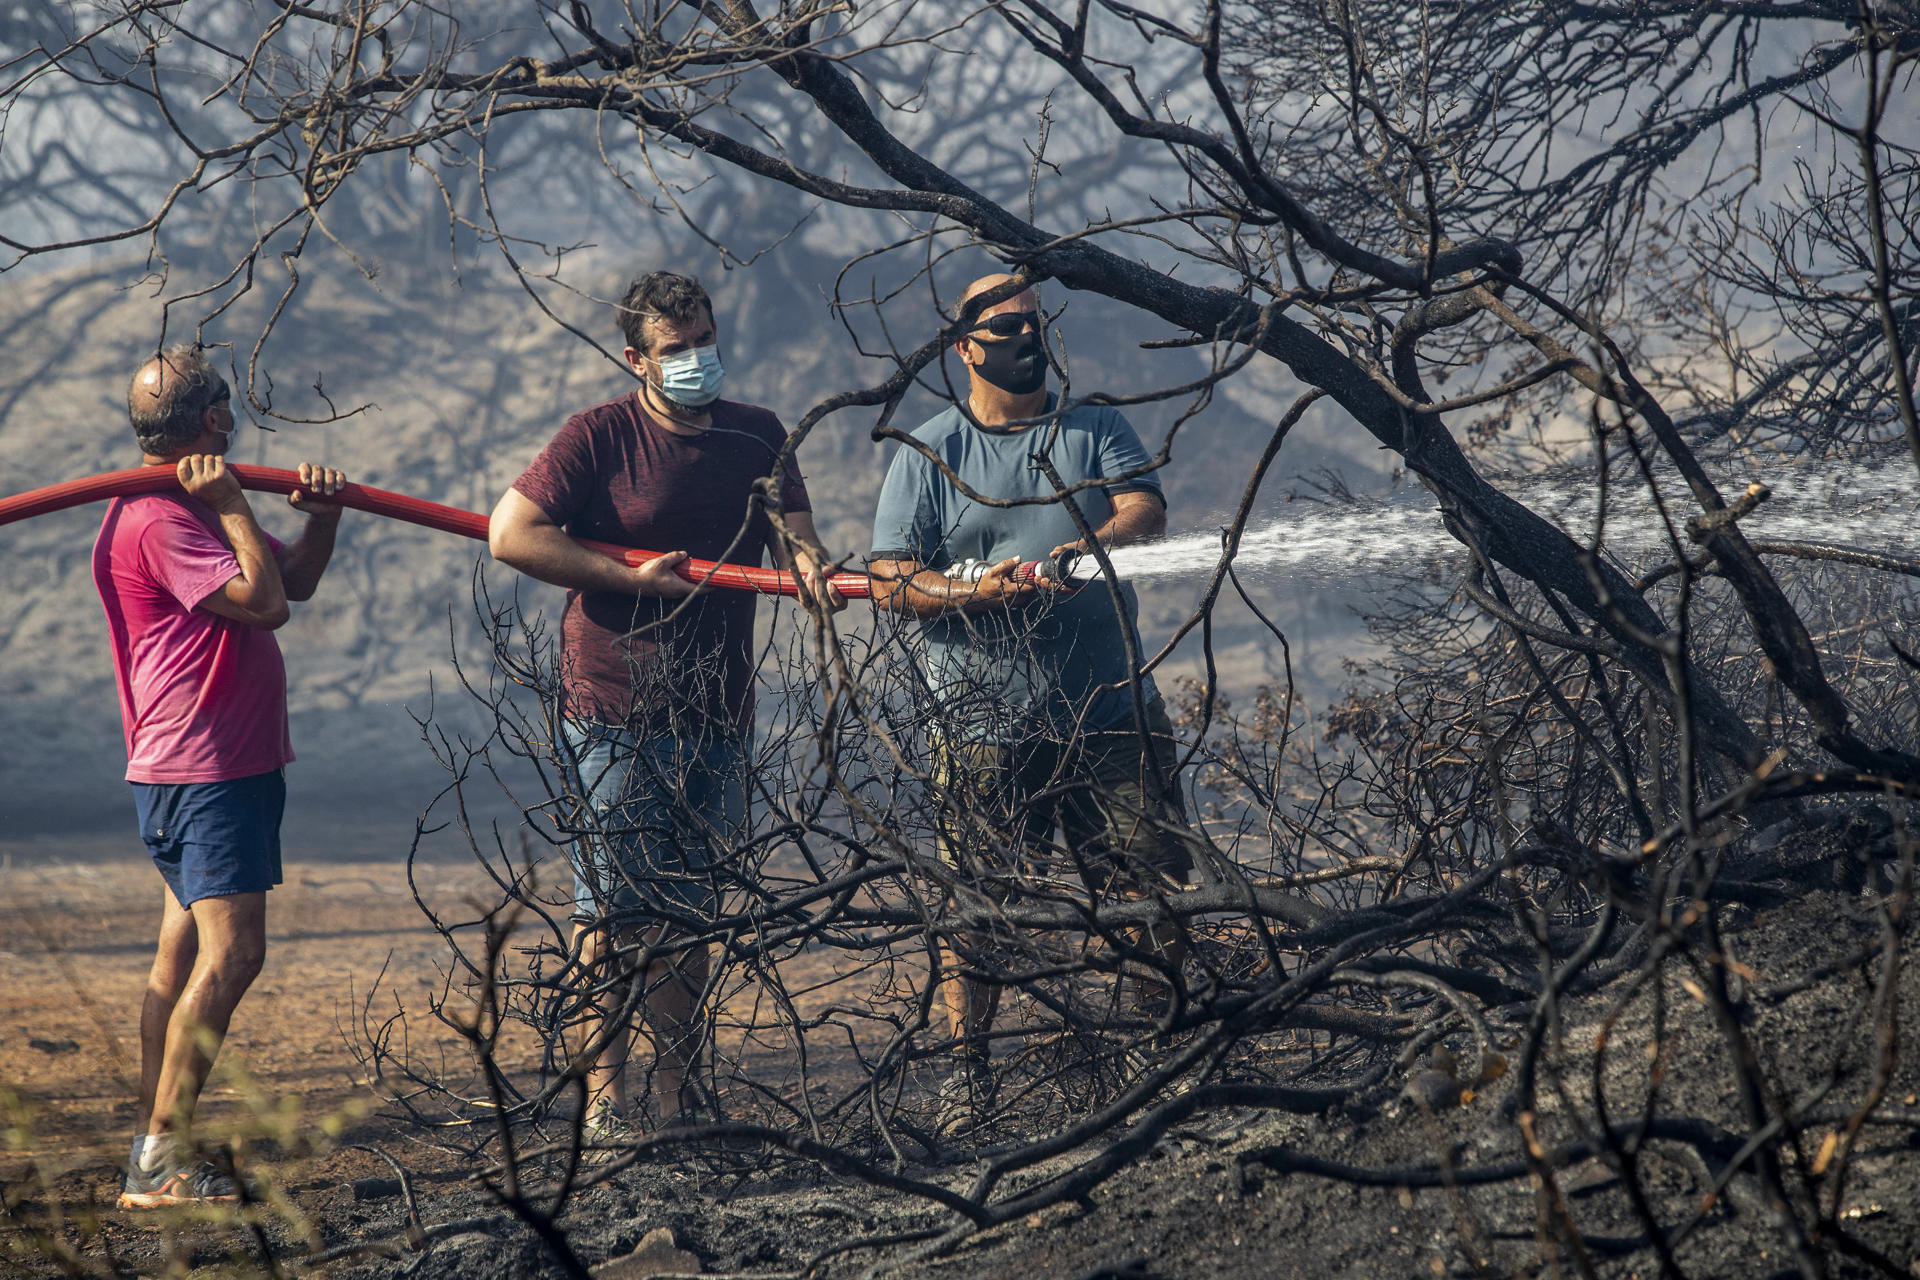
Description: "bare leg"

(574, 923), (712, 1122)
(938, 940), (999, 1061)
(572, 922), (637, 1116)
(645, 938), (708, 1121)
(135, 890), (200, 1137)
(146, 892), (266, 1139)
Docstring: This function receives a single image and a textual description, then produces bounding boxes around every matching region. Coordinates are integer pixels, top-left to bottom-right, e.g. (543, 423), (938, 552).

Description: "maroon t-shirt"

(511, 393), (811, 736)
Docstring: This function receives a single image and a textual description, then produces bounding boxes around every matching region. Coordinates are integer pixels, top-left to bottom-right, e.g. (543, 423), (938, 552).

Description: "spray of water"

(1068, 463), (1920, 587)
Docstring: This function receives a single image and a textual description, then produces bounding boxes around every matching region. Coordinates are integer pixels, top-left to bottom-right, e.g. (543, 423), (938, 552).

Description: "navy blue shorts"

(132, 770), (286, 907)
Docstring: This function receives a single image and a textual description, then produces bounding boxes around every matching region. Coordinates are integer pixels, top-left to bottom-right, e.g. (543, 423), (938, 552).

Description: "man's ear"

(622, 346), (649, 373)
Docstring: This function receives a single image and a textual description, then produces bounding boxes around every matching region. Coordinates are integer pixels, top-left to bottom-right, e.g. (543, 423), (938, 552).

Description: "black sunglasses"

(971, 310), (1040, 338)
(207, 377), (230, 408)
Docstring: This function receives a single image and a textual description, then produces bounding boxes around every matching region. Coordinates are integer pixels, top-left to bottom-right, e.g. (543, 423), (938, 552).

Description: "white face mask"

(207, 391), (236, 451)
(654, 344), (725, 408)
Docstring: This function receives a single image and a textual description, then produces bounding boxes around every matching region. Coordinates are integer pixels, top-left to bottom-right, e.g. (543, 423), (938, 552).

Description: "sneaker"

(665, 1089), (756, 1151)
(584, 1098), (637, 1139)
(118, 1160), (239, 1209)
(932, 1062), (996, 1140)
(579, 1099), (642, 1162)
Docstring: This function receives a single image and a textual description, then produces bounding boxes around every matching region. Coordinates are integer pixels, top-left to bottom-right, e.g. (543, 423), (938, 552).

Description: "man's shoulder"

(711, 397), (781, 431)
(561, 393), (642, 435)
(108, 490), (190, 517)
(104, 493), (211, 545)
(563, 395), (785, 448)
(1059, 399), (1131, 434)
(875, 409), (969, 498)
(1060, 400), (1154, 472)
(95, 494), (226, 595)
(905, 404), (968, 448)
(707, 399), (790, 455)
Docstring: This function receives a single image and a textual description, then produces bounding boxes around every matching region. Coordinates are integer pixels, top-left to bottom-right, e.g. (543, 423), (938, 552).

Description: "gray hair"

(129, 345), (226, 456)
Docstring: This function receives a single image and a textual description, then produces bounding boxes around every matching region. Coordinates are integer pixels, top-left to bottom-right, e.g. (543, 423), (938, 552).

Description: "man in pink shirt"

(91, 345), (347, 1208)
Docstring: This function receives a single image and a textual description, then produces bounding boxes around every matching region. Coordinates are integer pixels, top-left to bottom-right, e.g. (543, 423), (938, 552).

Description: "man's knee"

(148, 937), (198, 996)
(190, 893), (267, 988)
(146, 955), (196, 1004)
(204, 933), (265, 989)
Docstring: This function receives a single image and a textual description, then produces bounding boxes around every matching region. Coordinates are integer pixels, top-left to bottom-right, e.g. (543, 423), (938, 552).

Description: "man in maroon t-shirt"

(490, 271), (841, 1136)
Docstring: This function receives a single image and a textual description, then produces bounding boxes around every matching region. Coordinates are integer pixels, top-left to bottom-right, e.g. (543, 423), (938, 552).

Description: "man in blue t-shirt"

(869, 273), (1197, 1137)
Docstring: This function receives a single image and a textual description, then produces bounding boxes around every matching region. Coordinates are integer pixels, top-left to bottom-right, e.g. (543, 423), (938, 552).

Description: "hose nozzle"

(1034, 548), (1085, 586)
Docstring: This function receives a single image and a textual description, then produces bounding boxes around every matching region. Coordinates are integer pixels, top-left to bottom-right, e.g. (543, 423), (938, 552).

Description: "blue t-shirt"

(869, 397), (1163, 744)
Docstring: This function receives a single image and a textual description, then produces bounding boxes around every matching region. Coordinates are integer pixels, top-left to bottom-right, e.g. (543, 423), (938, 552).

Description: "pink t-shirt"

(91, 493), (293, 784)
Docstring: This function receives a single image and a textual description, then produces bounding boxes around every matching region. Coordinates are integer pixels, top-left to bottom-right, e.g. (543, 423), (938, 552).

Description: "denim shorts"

(562, 721), (749, 925)
(132, 770), (286, 908)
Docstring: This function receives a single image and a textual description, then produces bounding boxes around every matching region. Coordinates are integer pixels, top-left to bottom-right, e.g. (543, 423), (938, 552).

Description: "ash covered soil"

(4, 832), (1918, 1279)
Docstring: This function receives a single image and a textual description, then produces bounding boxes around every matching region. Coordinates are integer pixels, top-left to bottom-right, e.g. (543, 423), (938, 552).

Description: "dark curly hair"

(618, 272), (713, 355)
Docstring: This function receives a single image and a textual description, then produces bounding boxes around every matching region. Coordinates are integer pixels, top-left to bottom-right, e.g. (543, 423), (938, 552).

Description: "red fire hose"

(0, 465), (875, 599)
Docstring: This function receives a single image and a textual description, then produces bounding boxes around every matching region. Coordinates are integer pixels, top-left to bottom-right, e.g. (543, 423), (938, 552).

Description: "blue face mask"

(655, 344), (725, 408)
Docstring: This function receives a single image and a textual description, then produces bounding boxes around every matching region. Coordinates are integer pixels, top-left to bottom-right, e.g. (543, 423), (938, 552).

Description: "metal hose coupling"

(944, 549), (1086, 587)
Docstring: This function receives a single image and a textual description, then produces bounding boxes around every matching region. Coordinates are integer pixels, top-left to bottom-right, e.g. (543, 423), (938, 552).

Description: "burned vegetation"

(307, 522), (1916, 1280)
(5, 0), (1920, 1277)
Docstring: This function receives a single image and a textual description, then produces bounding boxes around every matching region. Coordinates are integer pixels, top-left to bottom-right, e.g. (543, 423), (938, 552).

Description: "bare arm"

(1049, 489), (1166, 559)
(774, 509), (847, 613)
(178, 455), (290, 631)
(874, 490), (1165, 618)
(488, 486), (694, 598)
(277, 462), (346, 602)
(868, 555), (1044, 619)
